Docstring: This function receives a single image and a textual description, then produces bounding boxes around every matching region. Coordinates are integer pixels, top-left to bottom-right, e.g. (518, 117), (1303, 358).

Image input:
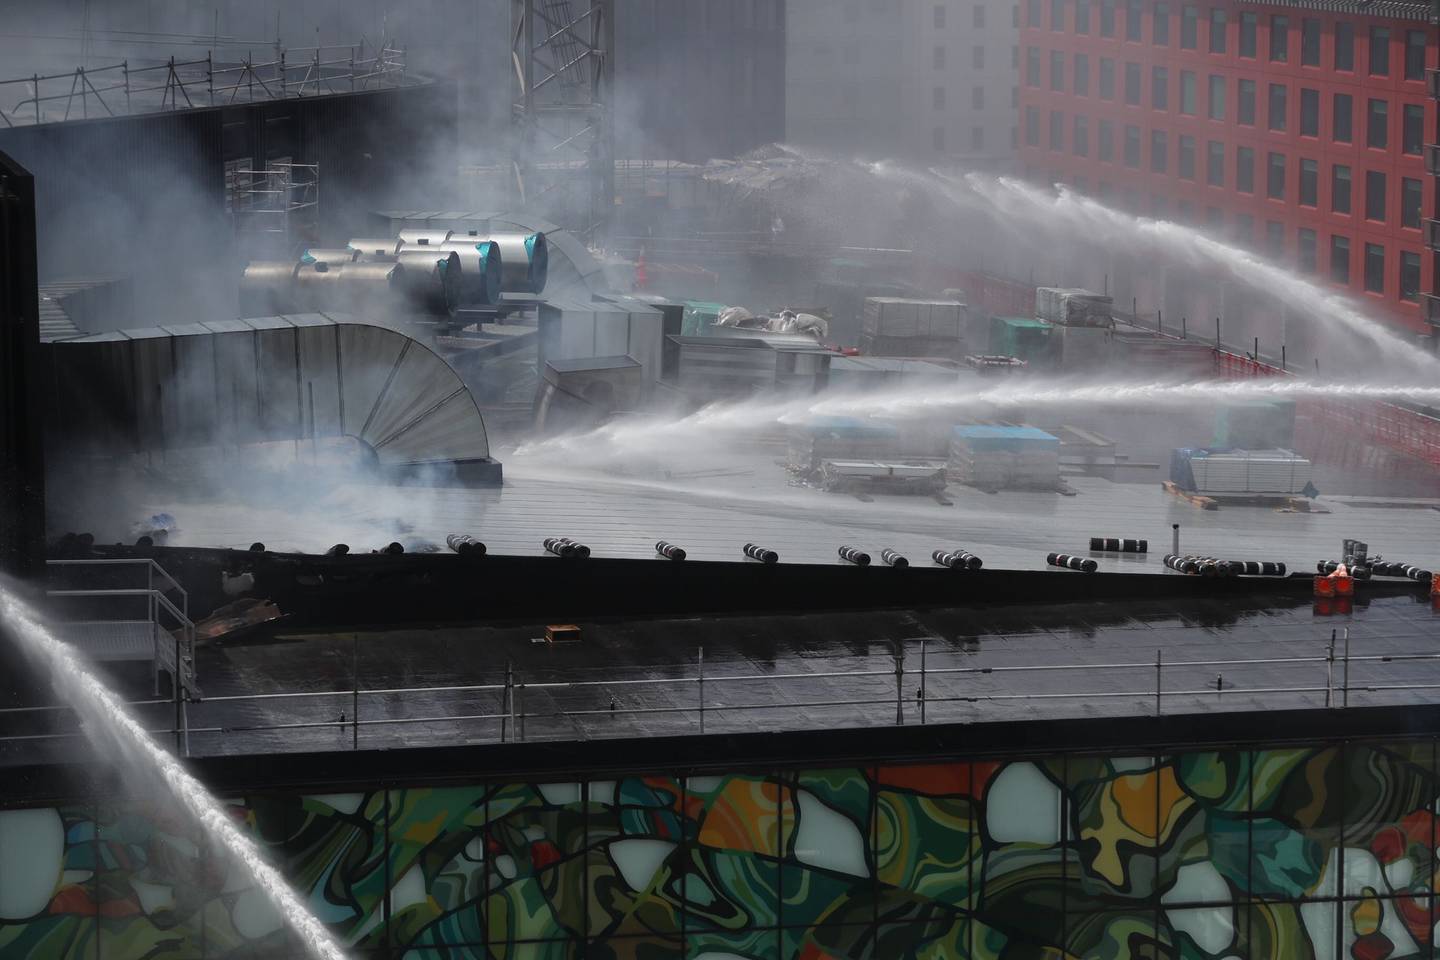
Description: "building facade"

(787, 0), (1019, 168)
(1017, 0), (1436, 338)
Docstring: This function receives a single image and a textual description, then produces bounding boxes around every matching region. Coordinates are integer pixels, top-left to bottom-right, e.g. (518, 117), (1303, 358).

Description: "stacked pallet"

(949, 425), (1061, 490)
(861, 298), (966, 359)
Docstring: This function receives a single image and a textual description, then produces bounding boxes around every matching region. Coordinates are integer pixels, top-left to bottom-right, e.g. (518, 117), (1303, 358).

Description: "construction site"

(1, 3), (1440, 959)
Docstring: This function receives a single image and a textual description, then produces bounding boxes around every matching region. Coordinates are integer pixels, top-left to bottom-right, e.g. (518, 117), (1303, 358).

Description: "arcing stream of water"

(512, 378), (1440, 467)
(706, 147), (1440, 377)
(0, 586), (348, 960)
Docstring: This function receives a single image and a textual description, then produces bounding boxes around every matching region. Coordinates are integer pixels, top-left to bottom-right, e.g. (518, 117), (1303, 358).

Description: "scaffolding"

(0, 41), (409, 128)
(232, 161), (320, 257)
(510, 0), (614, 240)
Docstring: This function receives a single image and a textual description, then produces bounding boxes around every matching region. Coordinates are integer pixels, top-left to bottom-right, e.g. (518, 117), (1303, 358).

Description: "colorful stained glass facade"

(0, 737), (1435, 958)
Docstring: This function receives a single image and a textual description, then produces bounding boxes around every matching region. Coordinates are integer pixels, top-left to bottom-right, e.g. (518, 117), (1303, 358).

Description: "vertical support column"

(0, 151), (44, 580)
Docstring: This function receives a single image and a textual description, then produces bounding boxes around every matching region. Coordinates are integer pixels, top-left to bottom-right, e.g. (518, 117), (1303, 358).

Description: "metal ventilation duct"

(45, 314), (496, 478)
(392, 249), (463, 316)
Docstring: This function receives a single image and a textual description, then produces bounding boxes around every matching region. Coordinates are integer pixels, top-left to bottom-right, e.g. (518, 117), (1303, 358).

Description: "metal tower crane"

(510, 0), (614, 240)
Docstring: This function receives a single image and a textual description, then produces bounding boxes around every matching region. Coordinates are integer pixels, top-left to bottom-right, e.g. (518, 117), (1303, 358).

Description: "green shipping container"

(989, 316), (1053, 362)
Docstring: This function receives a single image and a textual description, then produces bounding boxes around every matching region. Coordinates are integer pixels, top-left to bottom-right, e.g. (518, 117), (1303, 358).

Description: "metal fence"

(0, 42), (408, 128)
(3, 626), (1436, 760)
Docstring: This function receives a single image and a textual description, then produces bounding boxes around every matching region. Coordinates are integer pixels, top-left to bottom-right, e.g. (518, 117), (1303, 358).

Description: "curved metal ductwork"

(44, 314), (497, 478)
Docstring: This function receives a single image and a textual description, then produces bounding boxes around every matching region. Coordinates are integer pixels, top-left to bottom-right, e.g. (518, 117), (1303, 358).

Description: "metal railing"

(43, 560), (196, 748)
(3, 625), (1436, 759)
(0, 42), (408, 128)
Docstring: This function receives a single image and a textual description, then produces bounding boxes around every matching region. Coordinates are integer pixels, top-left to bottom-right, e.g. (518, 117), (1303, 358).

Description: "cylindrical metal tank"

(451, 228), (548, 294)
(302, 248), (360, 266)
(347, 237), (403, 257)
(430, 239), (503, 305)
(398, 229), (454, 246)
(394, 250), (462, 317)
(239, 261), (301, 316)
(293, 260), (407, 314)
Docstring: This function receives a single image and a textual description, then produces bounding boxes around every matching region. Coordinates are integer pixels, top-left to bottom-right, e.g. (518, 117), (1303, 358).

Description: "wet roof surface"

(7, 589), (1435, 768)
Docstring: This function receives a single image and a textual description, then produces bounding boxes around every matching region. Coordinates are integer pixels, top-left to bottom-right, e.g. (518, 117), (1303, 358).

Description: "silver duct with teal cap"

(453, 228), (548, 295)
(394, 249), (462, 317)
(428, 238), (503, 305)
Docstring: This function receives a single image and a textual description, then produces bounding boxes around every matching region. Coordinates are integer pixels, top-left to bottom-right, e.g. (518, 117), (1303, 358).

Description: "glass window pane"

(1181, 4), (1198, 48)
(1099, 118), (1114, 159)
(1402, 177), (1422, 228)
(1237, 146), (1255, 193)
(1300, 88), (1319, 136)
(1371, 26), (1391, 76)
(1050, 110), (1064, 150)
(689, 773), (783, 936)
(1074, 114), (1089, 156)
(1101, 0), (1115, 36)
(1151, 130), (1168, 172)
(1367, 169), (1387, 221)
(1100, 57), (1115, 98)
(1333, 165), (1352, 214)
(1238, 79), (1256, 124)
(1267, 152), (1285, 199)
(1368, 99), (1389, 149)
(1124, 124), (1141, 167)
(1268, 83), (1287, 131)
(1179, 134), (1196, 179)
(1050, 0), (1064, 29)
(1334, 93), (1354, 142)
(1181, 71), (1196, 114)
(1154, 1), (1170, 44)
(1209, 8), (1226, 53)
(1405, 29), (1426, 80)
(1331, 235), (1351, 283)
(1051, 50), (1065, 91)
(1336, 21), (1355, 70)
(1269, 15), (1288, 62)
(1207, 140), (1224, 186)
(1152, 67), (1168, 110)
(1298, 228), (1317, 272)
(1240, 12), (1257, 57)
(1403, 104), (1424, 156)
(1075, 53), (1090, 94)
(1301, 18), (1320, 65)
(1300, 159), (1318, 206)
(1126, 0), (1142, 40)
(1365, 242), (1386, 292)
(1026, 106), (1040, 145)
(1077, 0), (1091, 32)
(1125, 62), (1141, 104)
(1401, 251), (1422, 301)
(1208, 75), (1225, 120)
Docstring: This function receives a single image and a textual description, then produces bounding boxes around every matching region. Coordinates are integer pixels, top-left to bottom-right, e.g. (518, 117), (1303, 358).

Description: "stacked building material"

(1170, 448), (1314, 496)
(1035, 288), (1113, 327)
(861, 298), (966, 359)
(949, 425), (1060, 490)
(787, 417), (901, 473)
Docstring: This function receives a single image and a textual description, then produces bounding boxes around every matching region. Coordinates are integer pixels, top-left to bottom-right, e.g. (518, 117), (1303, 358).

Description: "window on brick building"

(1153, 1), (1169, 43)
(1405, 29), (1425, 80)
(1076, 0), (1091, 32)
(1371, 26), (1392, 76)
(1332, 164), (1352, 213)
(1100, 57), (1115, 98)
(974, 85), (985, 108)
(1124, 123), (1141, 166)
(1207, 206), (1224, 230)
(1150, 130), (1168, 171)
(934, 86), (947, 109)
(1364, 242), (1384, 292)
(1238, 79), (1256, 124)
(1152, 66), (1168, 109)
(1300, 88), (1318, 137)
(1239, 12), (1257, 57)
(1181, 70), (1196, 114)
(1237, 146), (1255, 192)
(1051, 50), (1064, 90)
(1074, 53), (1089, 94)
(1027, 47), (1040, 85)
(1208, 8), (1226, 52)
(976, 5), (988, 27)
(1400, 250), (1421, 301)
(936, 4), (949, 27)
(934, 125), (947, 152)
(1269, 15), (1288, 62)
(1333, 93), (1353, 142)
(1179, 134), (1196, 179)
(1050, 110), (1064, 149)
(1267, 151), (1285, 199)
(1234, 213), (1254, 245)
(975, 45), (985, 67)
(1300, 158), (1318, 206)
(1403, 104), (1424, 155)
(1335, 22), (1355, 70)
(1298, 229), (1317, 272)
(1207, 139), (1224, 185)
(973, 125), (985, 150)
(1268, 83), (1287, 131)
(1267, 220), (1284, 255)
(1048, 0), (1062, 28)
(1331, 236), (1350, 283)
(1125, 62), (1141, 104)
(1402, 177), (1422, 228)
(1181, 4), (1198, 48)
(1074, 115), (1089, 155)
(1099, 118), (1114, 159)
(1367, 98), (1388, 149)
(1100, 0), (1115, 36)
(1208, 75), (1225, 120)
(1365, 170), (1386, 221)
(1126, 0), (1142, 39)
(1027, 0), (1041, 26)
(1301, 19), (1320, 66)
(1026, 106), (1041, 145)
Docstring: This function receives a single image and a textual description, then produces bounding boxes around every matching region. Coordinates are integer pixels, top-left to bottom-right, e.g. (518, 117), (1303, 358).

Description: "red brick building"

(1017, 0), (1436, 339)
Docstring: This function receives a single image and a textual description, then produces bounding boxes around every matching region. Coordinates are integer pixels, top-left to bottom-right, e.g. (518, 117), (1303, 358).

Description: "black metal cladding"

(0, 150), (43, 578)
(0, 82), (457, 279)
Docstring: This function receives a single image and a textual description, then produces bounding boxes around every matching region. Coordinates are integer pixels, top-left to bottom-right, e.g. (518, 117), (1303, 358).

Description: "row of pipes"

(240, 228), (548, 319)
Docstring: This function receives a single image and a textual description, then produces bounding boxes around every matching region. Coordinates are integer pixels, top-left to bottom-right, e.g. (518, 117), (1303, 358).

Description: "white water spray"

(707, 147), (1440, 376)
(513, 379), (1440, 468)
(0, 586), (349, 960)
